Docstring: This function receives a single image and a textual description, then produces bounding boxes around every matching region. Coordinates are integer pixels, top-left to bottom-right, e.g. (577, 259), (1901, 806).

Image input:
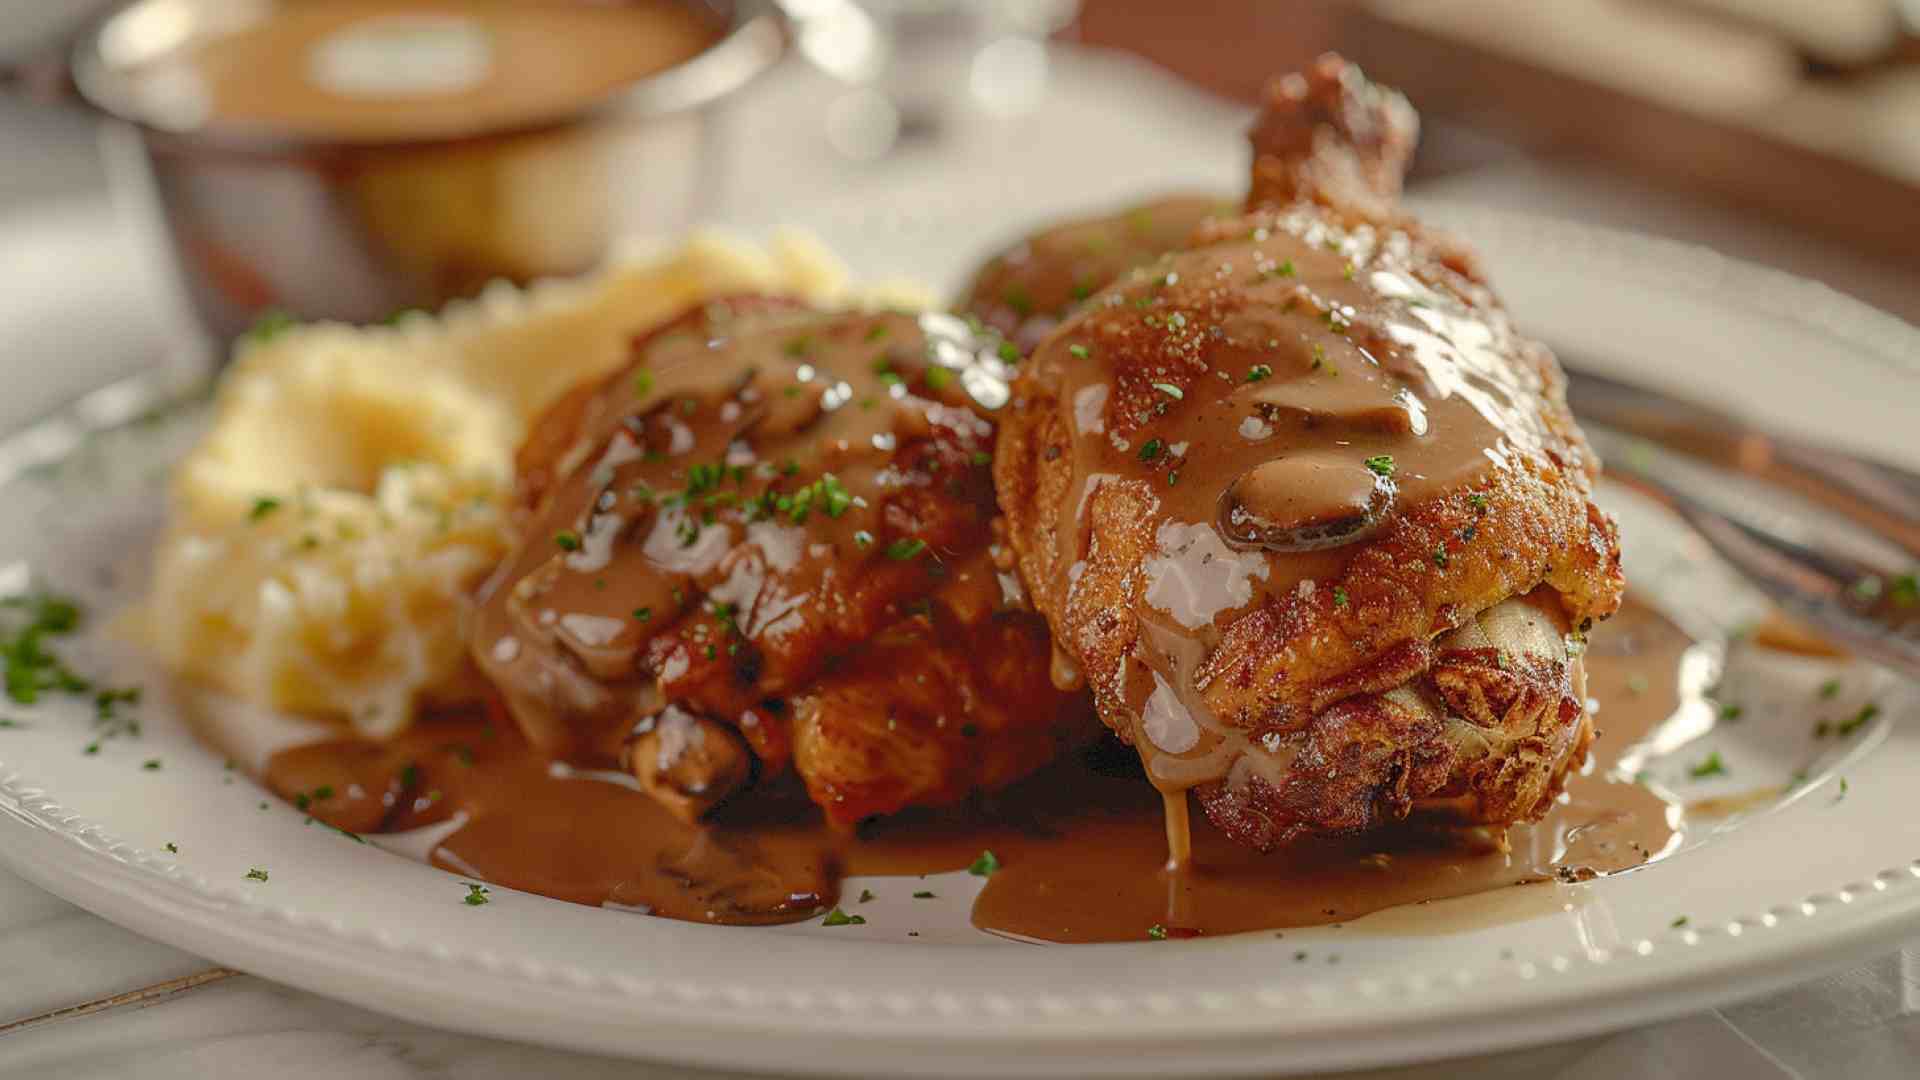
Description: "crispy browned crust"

(991, 55), (1624, 849)
(792, 612), (1092, 824)
(1195, 595), (1593, 850)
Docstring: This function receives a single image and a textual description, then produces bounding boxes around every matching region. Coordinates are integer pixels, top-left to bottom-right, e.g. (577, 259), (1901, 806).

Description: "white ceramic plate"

(3, 210), (1920, 1077)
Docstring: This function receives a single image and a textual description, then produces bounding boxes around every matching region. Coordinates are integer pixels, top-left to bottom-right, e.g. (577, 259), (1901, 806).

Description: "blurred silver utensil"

(1566, 364), (1920, 677)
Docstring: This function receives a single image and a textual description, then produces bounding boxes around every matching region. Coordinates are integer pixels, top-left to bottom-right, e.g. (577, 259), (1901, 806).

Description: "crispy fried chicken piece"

(959, 195), (1235, 354)
(989, 55), (1624, 850)
(474, 298), (1093, 825)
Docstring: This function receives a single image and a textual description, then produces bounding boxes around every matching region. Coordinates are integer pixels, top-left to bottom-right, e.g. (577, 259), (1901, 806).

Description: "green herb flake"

(633, 607), (652, 622)
(1068, 344), (1090, 360)
(554, 530), (583, 552)
(1246, 364), (1273, 382)
(864, 323), (888, 343)
(242, 309), (296, 345)
(853, 530), (875, 550)
(1837, 702), (1880, 737)
(633, 370), (655, 398)
(164, 842), (178, 854)
(1332, 586), (1349, 608)
(1818, 678), (1841, 700)
(1138, 438), (1165, 463)
(1468, 493), (1490, 513)
(1890, 573), (1918, 607)
(1671, 916), (1689, 929)
(970, 451), (993, 467)
(912, 890), (936, 899)
(245, 868), (270, 883)
(1147, 924), (1169, 941)
(924, 365), (955, 391)
(968, 850), (1001, 877)
(463, 882), (491, 906)
(248, 496), (283, 522)
(1717, 703), (1743, 723)
(885, 538), (927, 561)
(1687, 752), (1727, 780)
(821, 907), (866, 927)
(997, 341), (1022, 364)
(142, 759), (161, 771)
(858, 888), (876, 904)
(1431, 546), (1448, 570)
(1363, 455), (1395, 477)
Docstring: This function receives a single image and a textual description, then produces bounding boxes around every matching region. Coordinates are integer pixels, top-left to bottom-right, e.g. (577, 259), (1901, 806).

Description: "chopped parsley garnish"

(1151, 382), (1183, 400)
(1332, 586), (1349, 608)
(1837, 703), (1879, 737)
(244, 868), (270, 882)
(864, 323), (888, 342)
(164, 842), (178, 854)
(1468, 493), (1489, 512)
(1310, 344), (1327, 371)
(633, 607), (652, 622)
(463, 882), (491, 906)
(1671, 916), (1688, 929)
(968, 850), (1001, 877)
(242, 309), (296, 345)
(885, 538), (927, 561)
(970, 451), (992, 467)
(1834, 777), (1850, 804)
(1717, 703), (1743, 723)
(248, 496), (282, 522)
(858, 889), (875, 903)
(784, 473), (853, 523)
(554, 530), (583, 552)
(1138, 438), (1165, 463)
(1687, 752), (1727, 779)
(1147, 924), (1169, 941)
(1431, 546), (1448, 570)
(633, 370), (655, 398)
(997, 341), (1021, 364)
(142, 759), (161, 771)
(3, 592), (93, 706)
(1818, 678), (1841, 700)
(1883, 571), (1916, 605)
(1068, 344), (1090, 360)
(821, 907), (866, 927)
(1246, 364), (1272, 382)
(1363, 455), (1395, 477)
(924, 365), (955, 391)
(913, 890), (936, 899)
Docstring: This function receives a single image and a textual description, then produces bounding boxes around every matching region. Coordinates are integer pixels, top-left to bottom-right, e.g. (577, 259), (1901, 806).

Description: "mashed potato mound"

(144, 230), (927, 736)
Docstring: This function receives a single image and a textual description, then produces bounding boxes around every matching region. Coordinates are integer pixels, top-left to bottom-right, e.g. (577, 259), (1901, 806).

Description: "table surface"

(4, 44), (1920, 1079)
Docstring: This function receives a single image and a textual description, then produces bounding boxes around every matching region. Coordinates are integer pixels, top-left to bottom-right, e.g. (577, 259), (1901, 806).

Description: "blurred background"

(2, 0), (1919, 429)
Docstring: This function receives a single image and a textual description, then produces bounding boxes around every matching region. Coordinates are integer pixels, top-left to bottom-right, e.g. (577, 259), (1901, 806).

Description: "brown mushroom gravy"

(1014, 203), (1600, 812)
(470, 297), (1093, 827)
(960, 195), (1237, 353)
(122, 0), (723, 142)
(262, 598), (1689, 942)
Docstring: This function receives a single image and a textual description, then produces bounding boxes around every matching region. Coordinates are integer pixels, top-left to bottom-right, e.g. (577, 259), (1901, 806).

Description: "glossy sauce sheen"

(1026, 205), (1576, 796)
(266, 599), (1688, 941)
(469, 298), (1085, 827)
(130, 0), (720, 141)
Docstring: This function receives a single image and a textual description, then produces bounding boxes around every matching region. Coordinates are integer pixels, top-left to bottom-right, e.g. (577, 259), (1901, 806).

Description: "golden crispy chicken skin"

(959, 194), (1235, 353)
(474, 297), (1092, 825)
(990, 56), (1624, 849)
